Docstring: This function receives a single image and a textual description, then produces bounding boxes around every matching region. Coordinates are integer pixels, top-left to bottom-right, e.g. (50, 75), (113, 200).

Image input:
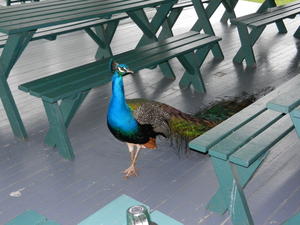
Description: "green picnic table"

(189, 74), (300, 225)
(232, 0), (300, 67)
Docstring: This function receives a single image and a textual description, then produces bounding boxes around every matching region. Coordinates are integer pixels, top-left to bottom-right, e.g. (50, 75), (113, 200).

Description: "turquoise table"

(78, 195), (183, 225)
(0, 0), (178, 139)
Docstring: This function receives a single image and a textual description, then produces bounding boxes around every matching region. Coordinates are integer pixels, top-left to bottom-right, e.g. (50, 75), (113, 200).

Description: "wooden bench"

(188, 75), (300, 225)
(231, 1), (300, 67)
(5, 210), (61, 225)
(267, 82), (300, 138)
(19, 31), (222, 160)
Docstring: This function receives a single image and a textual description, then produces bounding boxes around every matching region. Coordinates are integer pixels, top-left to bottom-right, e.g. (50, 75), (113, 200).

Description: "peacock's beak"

(124, 68), (134, 75)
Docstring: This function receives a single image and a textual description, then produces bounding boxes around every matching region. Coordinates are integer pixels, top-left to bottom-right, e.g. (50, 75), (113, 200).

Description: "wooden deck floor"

(0, 1), (300, 225)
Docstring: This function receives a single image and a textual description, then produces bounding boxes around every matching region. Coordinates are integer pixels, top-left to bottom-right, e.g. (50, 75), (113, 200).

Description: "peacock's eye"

(118, 67), (126, 73)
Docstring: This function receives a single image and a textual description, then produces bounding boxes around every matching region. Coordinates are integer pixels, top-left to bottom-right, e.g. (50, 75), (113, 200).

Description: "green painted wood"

(220, 0), (238, 22)
(207, 157), (235, 214)
(209, 110), (282, 160)
(43, 101), (75, 160)
(41, 35), (219, 100)
(249, 8), (299, 28)
(267, 89), (300, 113)
(5, 210), (47, 225)
(191, 0), (221, 31)
(231, 0), (300, 67)
(233, 26), (265, 64)
(189, 105), (266, 153)
(0, 15), (129, 48)
(19, 31), (204, 93)
(231, 1), (300, 26)
(230, 165), (254, 225)
(78, 194), (182, 225)
(178, 51), (206, 92)
(294, 25), (300, 38)
(282, 211), (300, 225)
(0, 31), (36, 139)
(206, 153), (267, 218)
(0, 0), (176, 34)
(78, 195), (147, 225)
(235, 24), (257, 66)
(150, 211), (184, 225)
(127, 7), (178, 80)
(42, 221), (62, 225)
(44, 91), (90, 148)
(158, 7), (180, 39)
(290, 106), (300, 138)
(191, 0), (224, 59)
(229, 114), (294, 167)
(94, 20), (118, 60)
(135, 0), (176, 47)
(19, 31), (220, 102)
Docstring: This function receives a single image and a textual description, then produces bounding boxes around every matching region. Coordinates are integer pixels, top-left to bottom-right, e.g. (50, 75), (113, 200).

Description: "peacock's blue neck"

(107, 73), (138, 132)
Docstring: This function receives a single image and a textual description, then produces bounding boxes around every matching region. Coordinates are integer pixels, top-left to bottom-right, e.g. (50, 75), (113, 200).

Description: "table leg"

(233, 25), (265, 66)
(0, 31), (35, 139)
(220, 0), (238, 23)
(294, 26), (300, 39)
(208, 153), (267, 224)
(128, 2), (177, 80)
(178, 47), (210, 92)
(44, 90), (90, 160)
(282, 211), (300, 225)
(191, 0), (224, 59)
(84, 19), (120, 60)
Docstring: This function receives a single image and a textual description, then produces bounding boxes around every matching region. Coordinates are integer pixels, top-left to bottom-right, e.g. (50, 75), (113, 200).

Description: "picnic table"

(0, 0), (234, 141)
(231, 0), (300, 67)
(189, 74), (300, 225)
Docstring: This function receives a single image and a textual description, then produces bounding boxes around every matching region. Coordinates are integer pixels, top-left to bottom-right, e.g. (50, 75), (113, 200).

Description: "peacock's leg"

(123, 143), (142, 178)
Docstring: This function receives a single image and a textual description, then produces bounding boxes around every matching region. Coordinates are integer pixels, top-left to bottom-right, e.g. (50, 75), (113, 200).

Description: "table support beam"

(0, 31), (35, 139)
(44, 90), (90, 160)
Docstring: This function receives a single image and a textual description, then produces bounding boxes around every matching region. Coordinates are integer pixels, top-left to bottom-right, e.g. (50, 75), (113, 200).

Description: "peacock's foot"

(122, 165), (139, 178)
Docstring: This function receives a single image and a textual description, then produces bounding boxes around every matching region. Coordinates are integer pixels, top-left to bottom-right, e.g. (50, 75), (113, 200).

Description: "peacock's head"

(110, 60), (134, 77)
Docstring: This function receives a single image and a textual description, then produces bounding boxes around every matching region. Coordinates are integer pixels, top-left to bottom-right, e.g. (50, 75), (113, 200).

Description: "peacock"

(106, 61), (214, 178)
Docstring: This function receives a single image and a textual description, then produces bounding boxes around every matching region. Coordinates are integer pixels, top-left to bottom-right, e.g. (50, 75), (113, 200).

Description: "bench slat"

(0, 15), (129, 48)
(0, 0), (136, 17)
(208, 110), (283, 160)
(0, 0), (174, 33)
(189, 104), (266, 153)
(267, 87), (300, 113)
(229, 114), (293, 167)
(231, 1), (300, 26)
(19, 31), (202, 92)
(250, 7), (300, 28)
(0, 0), (135, 22)
(34, 34), (220, 102)
(20, 31), (220, 102)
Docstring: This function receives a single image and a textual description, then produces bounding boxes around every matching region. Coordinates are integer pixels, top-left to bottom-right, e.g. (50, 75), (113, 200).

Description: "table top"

(0, 0), (176, 34)
(78, 194), (184, 225)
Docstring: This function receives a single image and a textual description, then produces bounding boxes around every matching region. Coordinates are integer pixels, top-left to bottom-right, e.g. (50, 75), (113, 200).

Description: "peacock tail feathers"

(126, 98), (215, 152)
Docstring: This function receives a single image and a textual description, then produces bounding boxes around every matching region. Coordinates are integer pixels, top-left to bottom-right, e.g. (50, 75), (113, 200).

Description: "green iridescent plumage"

(126, 98), (214, 151)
